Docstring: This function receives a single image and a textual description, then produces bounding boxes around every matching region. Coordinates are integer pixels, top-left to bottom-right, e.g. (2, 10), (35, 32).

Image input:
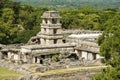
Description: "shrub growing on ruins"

(52, 55), (60, 62)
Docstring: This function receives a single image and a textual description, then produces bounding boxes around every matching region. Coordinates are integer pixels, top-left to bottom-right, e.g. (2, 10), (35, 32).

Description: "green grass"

(0, 67), (22, 80)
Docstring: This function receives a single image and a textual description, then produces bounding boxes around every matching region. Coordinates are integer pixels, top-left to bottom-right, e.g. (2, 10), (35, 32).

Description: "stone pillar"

(14, 54), (19, 61)
(41, 28), (44, 33)
(8, 52), (12, 59)
(41, 38), (45, 45)
(96, 54), (100, 59)
(75, 50), (82, 60)
(57, 29), (62, 34)
(46, 28), (49, 34)
(42, 19), (46, 24)
(0, 52), (3, 60)
(47, 19), (52, 24)
(37, 57), (40, 64)
(82, 51), (88, 60)
(87, 53), (94, 60)
(23, 54), (27, 63)
(57, 39), (62, 44)
(49, 29), (53, 34)
(49, 40), (53, 44)
(32, 57), (35, 63)
(46, 39), (50, 45)
(28, 56), (32, 64)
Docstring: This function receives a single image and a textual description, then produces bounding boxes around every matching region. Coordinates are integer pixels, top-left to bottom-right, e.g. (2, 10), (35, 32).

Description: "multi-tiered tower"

(39, 10), (63, 45)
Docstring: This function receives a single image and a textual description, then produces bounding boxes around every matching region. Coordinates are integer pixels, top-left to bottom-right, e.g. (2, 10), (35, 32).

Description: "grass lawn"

(0, 67), (21, 80)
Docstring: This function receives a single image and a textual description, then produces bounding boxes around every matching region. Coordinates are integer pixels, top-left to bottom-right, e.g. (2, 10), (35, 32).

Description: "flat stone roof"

(68, 33), (102, 39)
(41, 10), (61, 19)
(21, 43), (76, 50)
(1, 49), (20, 52)
(75, 44), (99, 53)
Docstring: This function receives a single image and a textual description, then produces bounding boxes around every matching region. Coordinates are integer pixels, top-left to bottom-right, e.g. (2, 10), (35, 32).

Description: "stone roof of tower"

(41, 10), (61, 18)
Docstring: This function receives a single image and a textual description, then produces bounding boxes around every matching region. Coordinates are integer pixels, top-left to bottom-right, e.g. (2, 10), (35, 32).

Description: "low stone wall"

(6, 69), (100, 80)
(0, 60), (31, 74)
(42, 69), (100, 80)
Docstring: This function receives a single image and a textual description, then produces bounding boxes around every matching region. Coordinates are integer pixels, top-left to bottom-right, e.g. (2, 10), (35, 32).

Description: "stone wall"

(42, 69), (100, 80)
(62, 29), (103, 35)
(0, 60), (31, 74)
(15, 69), (100, 80)
(5, 68), (101, 80)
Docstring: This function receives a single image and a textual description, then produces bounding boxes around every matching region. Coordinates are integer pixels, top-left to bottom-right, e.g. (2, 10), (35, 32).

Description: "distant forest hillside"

(14, 0), (120, 10)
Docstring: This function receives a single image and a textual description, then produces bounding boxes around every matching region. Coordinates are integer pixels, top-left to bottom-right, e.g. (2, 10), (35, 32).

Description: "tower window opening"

(54, 39), (57, 44)
(53, 29), (57, 34)
(44, 39), (46, 44)
(62, 40), (66, 43)
(45, 19), (47, 24)
(52, 19), (57, 24)
(44, 28), (46, 32)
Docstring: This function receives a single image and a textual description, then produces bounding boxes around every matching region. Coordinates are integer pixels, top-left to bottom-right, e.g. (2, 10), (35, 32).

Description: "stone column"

(42, 19), (46, 24)
(57, 39), (63, 44)
(87, 53), (94, 60)
(37, 57), (40, 64)
(47, 19), (52, 24)
(8, 52), (12, 59)
(75, 50), (82, 60)
(0, 52), (3, 60)
(41, 28), (44, 33)
(82, 51), (88, 60)
(41, 38), (45, 45)
(96, 54), (100, 59)
(46, 39), (50, 45)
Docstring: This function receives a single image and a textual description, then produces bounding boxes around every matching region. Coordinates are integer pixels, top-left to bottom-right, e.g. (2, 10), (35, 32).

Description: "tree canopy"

(0, 0), (49, 44)
(0, 0), (120, 46)
(93, 17), (120, 80)
(14, 0), (120, 10)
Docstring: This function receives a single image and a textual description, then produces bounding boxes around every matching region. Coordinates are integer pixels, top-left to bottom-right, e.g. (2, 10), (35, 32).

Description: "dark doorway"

(54, 39), (57, 44)
(3, 52), (8, 59)
(41, 55), (45, 59)
(68, 53), (79, 60)
(40, 59), (43, 64)
(52, 19), (57, 24)
(53, 29), (57, 34)
(35, 57), (37, 63)
(62, 40), (66, 43)
(93, 54), (96, 60)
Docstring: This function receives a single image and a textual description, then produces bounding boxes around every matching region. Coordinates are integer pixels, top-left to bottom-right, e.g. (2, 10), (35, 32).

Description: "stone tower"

(39, 10), (63, 45)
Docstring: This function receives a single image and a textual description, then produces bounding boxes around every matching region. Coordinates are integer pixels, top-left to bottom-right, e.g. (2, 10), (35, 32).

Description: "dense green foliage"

(0, 0), (49, 44)
(93, 17), (120, 80)
(60, 7), (120, 30)
(0, 0), (120, 79)
(0, 0), (120, 46)
(14, 0), (120, 10)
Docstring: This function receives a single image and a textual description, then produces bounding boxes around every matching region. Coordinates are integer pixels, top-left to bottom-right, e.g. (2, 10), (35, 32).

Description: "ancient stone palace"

(0, 11), (103, 65)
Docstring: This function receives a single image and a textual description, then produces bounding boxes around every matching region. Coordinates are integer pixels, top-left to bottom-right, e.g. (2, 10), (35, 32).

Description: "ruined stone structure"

(0, 11), (103, 66)
(20, 11), (76, 64)
(28, 11), (63, 45)
(40, 11), (63, 45)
